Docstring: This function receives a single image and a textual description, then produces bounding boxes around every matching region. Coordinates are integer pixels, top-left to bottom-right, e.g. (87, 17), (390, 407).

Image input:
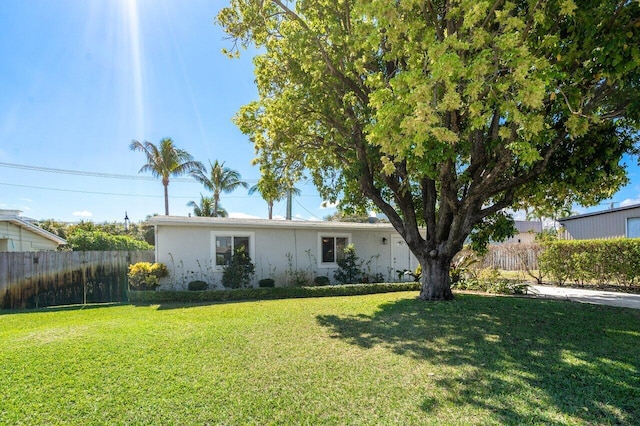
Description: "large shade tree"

(218, 0), (639, 300)
(130, 138), (204, 216)
(191, 160), (249, 217)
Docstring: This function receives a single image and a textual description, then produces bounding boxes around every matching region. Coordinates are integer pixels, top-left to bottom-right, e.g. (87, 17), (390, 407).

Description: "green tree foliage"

(67, 229), (154, 251)
(249, 180), (300, 219)
(218, 0), (639, 300)
(37, 220), (155, 248)
(130, 138), (204, 215)
(191, 160), (248, 217)
(187, 194), (228, 217)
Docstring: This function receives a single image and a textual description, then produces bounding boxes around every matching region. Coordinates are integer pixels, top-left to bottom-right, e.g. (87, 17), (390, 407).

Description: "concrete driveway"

(528, 285), (640, 310)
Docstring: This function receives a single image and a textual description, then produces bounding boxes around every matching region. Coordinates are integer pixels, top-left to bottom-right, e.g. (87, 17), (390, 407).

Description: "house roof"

(148, 215), (400, 231)
(0, 214), (67, 245)
(558, 203), (640, 223)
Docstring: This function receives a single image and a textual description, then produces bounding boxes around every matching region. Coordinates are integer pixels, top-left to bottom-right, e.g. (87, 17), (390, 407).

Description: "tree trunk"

(163, 182), (170, 216)
(419, 256), (454, 301)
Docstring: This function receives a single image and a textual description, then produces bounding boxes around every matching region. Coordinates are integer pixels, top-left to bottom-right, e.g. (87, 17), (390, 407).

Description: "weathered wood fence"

(0, 251), (154, 309)
(480, 244), (539, 271)
(456, 244), (540, 271)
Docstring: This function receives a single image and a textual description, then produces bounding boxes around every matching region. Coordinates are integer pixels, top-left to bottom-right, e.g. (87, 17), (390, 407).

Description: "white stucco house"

(0, 209), (67, 252)
(148, 215), (420, 288)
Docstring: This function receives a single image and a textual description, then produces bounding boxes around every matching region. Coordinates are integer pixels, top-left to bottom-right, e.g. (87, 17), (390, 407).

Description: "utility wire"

(0, 161), (260, 183)
(0, 181), (319, 200)
(0, 181), (192, 198)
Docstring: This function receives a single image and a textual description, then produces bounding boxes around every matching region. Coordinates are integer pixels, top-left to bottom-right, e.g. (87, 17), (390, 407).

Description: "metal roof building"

(558, 204), (640, 240)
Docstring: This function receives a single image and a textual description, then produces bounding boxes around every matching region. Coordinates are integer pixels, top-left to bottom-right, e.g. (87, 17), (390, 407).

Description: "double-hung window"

(213, 232), (254, 269)
(319, 234), (350, 266)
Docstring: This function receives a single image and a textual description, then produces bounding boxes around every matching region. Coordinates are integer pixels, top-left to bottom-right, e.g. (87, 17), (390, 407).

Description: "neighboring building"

(502, 220), (543, 244)
(558, 204), (640, 240)
(148, 215), (420, 288)
(0, 209), (67, 251)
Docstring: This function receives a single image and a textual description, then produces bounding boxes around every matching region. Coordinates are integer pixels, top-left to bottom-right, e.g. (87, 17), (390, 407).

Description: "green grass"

(1, 293), (639, 425)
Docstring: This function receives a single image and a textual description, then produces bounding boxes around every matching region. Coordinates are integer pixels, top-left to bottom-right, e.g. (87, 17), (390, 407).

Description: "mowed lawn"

(1, 292), (639, 425)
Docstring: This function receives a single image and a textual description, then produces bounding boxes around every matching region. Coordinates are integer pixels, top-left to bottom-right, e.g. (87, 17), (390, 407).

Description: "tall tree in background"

(187, 194), (228, 217)
(248, 177), (301, 219)
(219, 0), (639, 300)
(130, 138), (204, 215)
(191, 160), (248, 217)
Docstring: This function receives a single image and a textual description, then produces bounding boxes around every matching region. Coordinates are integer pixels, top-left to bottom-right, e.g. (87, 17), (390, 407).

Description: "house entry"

(391, 236), (418, 280)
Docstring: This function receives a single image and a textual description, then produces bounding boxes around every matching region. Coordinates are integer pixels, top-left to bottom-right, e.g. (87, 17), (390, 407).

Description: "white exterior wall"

(153, 218), (418, 289)
(0, 221), (60, 251)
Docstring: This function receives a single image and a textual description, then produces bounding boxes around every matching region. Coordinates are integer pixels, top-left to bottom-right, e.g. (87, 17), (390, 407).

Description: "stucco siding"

(153, 219), (413, 289)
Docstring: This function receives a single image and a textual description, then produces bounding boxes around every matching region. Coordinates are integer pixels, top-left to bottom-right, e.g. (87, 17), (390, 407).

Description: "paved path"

(528, 285), (640, 310)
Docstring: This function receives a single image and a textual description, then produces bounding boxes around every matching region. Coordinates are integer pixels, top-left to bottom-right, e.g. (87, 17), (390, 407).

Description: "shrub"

(258, 278), (275, 288)
(222, 246), (255, 289)
(539, 239), (640, 288)
(188, 280), (209, 291)
(128, 262), (169, 291)
(68, 229), (153, 251)
(129, 282), (421, 303)
(334, 244), (363, 284)
(313, 276), (330, 286)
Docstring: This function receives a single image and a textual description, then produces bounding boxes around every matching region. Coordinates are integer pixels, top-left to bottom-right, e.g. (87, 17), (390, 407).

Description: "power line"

(0, 181), (320, 200)
(0, 161), (261, 183)
(0, 181), (189, 198)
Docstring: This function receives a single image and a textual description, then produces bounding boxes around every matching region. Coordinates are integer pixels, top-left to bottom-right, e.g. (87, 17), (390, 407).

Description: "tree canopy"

(218, 0), (639, 300)
(130, 138), (204, 215)
(191, 160), (248, 217)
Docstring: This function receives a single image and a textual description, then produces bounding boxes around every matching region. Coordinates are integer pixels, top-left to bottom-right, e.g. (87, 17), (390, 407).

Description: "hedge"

(539, 238), (640, 288)
(129, 282), (421, 304)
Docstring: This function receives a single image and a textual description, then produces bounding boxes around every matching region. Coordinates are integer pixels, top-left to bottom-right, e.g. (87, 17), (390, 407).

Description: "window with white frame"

(319, 234), (350, 265)
(212, 232), (254, 268)
(627, 218), (640, 238)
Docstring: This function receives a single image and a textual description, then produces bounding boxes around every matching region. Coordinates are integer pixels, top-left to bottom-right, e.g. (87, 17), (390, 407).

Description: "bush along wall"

(129, 282), (420, 304)
(539, 239), (640, 288)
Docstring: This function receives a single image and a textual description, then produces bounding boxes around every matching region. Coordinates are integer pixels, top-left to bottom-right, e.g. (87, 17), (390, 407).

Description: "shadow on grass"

(316, 294), (640, 425)
(0, 302), (125, 316)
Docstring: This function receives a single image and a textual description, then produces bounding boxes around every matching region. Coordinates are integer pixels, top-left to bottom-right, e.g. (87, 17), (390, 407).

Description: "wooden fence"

(456, 243), (540, 271)
(480, 244), (539, 271)
(0, 251), (154, 310)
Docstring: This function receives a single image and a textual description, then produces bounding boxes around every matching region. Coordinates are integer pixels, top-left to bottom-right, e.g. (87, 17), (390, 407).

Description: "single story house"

(558, 203), (640, 239)
(148, 215), (420, 288)
(0, 209), (67, 251)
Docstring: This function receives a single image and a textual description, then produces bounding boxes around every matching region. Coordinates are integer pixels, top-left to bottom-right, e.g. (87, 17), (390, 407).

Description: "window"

(213, 233), (253, 268)
(627, 218), (640, 238)
(319, 234), (350, 265)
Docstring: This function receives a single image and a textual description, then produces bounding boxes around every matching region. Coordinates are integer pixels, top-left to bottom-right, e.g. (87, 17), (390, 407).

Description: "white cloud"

(72, 211), (93, 218)
(228, 212), (261, 219)
(19, 198), (33, 202)
(620, 198), (640, 207)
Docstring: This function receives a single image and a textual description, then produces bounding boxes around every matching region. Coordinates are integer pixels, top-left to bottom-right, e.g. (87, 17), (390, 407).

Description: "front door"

(391, 236), (418, 281)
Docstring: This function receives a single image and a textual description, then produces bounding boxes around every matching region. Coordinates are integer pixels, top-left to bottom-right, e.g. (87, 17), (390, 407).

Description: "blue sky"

(0, 0), (638, 224)
(0, 0), (336, 223)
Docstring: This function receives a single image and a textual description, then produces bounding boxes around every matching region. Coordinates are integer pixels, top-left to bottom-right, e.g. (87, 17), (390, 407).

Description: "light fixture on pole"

(124, 211), (130, 232)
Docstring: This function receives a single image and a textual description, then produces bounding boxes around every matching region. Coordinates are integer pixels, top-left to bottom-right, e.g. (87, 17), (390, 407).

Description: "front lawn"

(1, 292), (639, 424)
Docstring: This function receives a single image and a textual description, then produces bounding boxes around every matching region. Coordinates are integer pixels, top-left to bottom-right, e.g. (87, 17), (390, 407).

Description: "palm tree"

(248, 182), (301, 219)
(130, 138), (204, 215)
(191, 160), (248, 217)
(187, 194), (228, 217)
